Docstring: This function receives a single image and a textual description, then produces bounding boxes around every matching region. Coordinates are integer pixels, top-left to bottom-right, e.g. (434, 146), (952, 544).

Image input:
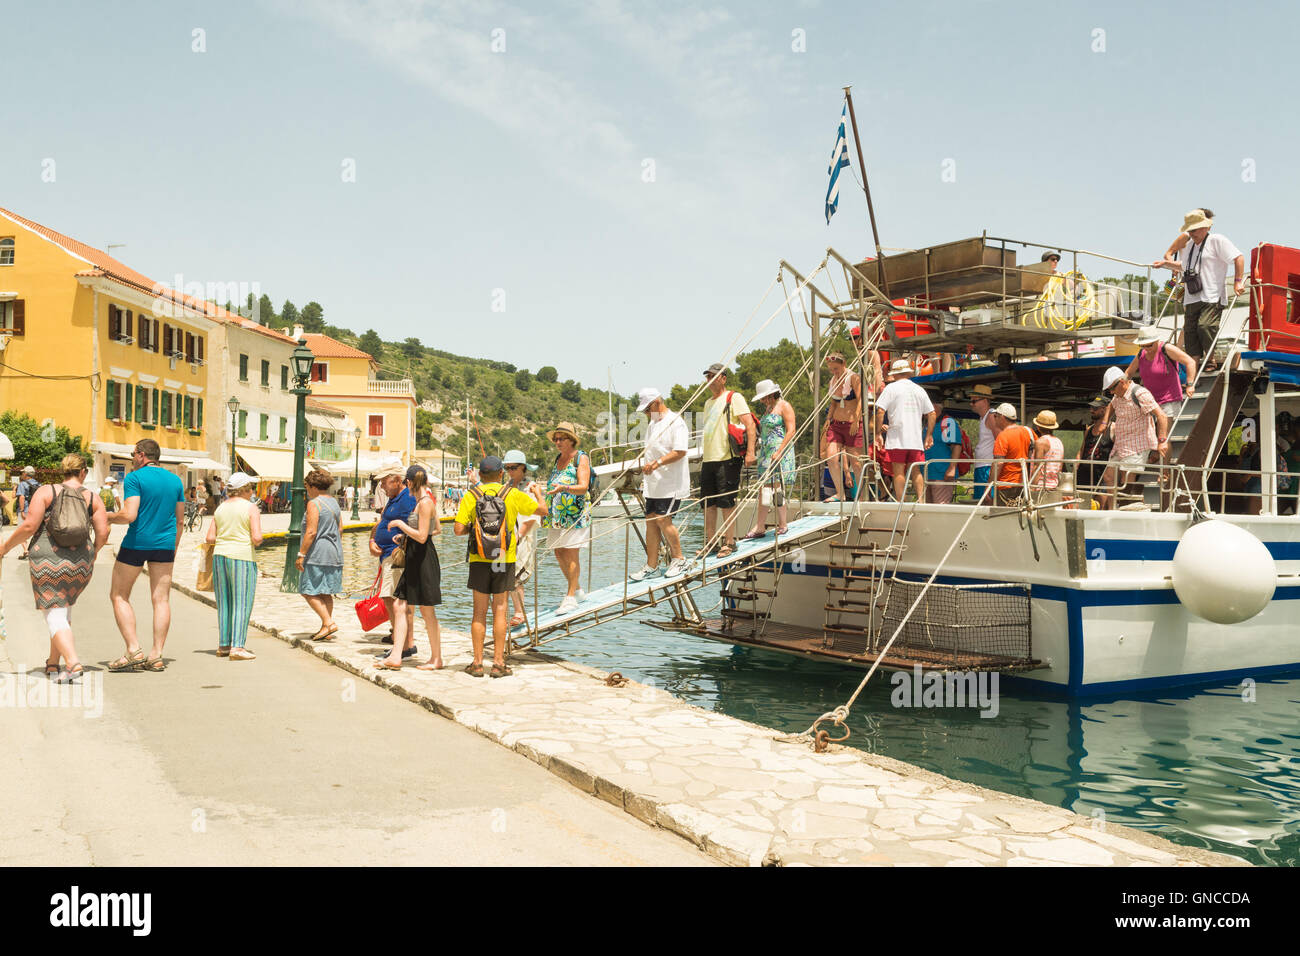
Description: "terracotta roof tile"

(301, 333), (374, 361)
(0, 207), (296, 345)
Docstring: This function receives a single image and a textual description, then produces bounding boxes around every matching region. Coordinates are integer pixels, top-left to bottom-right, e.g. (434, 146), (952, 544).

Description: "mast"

(843, 86), (891, 300)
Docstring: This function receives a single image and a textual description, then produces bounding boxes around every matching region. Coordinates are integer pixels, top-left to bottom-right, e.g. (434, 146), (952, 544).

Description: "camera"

(1183, 269), (1203, 295)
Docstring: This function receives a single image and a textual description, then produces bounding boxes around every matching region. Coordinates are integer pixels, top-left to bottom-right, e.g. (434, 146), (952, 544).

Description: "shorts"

(826, 419), (865, 449)
(1159, 400), (1182, 419)
(885, 448), (925, 466)
(376, 555), (400, 598)
(700, 458), (742, 509)
(548, 525), (590, 550)
(1109, 450), (1148, 473)
(644, 497), (681, 517)
(468, 561), (516, 595)
(116, 547), (176, 567)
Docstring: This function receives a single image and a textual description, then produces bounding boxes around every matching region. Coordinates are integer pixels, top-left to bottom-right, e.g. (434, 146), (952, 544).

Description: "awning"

(305, 411), (345, 432)
(235, 446), (297, 481)
(318, 453), (402, 476)
(0, 432), (14, 460)
(90, 442), (230, 473)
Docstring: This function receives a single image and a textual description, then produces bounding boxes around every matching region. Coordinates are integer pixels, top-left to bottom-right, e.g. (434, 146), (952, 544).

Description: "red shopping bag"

(354, 563), (388, 632)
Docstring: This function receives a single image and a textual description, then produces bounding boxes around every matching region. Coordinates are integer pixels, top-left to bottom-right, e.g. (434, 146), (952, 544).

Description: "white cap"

(636, 387), (662, 413)
(1102, 366), (1126, 392)
(227, 471), (253, 490)
(104, 476), (117, 484)
(753, 379), (780, 402)
(994, 403), (1018, 420)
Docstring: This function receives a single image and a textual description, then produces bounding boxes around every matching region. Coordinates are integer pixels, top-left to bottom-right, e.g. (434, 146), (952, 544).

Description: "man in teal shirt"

(106, 439), (185, 672)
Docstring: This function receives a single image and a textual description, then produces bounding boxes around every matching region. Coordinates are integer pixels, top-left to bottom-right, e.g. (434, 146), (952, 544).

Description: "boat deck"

(684, 619), (1044, 673)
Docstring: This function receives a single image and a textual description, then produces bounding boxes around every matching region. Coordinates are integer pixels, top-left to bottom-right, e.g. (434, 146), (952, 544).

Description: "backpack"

(723, 391), (758, 459)
(467, 483), (513, 561)
(46, 484), (92, 548)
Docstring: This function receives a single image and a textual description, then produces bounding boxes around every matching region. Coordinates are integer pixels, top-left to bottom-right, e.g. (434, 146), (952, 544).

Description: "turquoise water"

(260, 517), (1300, 866)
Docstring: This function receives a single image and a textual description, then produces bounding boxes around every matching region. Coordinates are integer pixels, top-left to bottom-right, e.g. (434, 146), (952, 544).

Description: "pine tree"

(359, 329), (384, 359)
(300, 301), (325, 333)
(281, 300), (300, 330)
(257, 294), (276, 326)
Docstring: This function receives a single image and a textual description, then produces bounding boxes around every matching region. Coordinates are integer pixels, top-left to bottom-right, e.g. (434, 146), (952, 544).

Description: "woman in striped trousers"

(205, 472), (264, 660)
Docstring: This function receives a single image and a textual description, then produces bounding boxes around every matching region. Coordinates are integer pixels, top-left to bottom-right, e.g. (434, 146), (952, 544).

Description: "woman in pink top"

(1030, 411), (1064, 493)
(1125, 327), (1196, 417)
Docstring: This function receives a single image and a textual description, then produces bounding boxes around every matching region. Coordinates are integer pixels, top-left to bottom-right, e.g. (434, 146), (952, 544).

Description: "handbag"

(354, 563), (388, 632)
(196, 542), (215, 592)
(390, 543), (406, 568)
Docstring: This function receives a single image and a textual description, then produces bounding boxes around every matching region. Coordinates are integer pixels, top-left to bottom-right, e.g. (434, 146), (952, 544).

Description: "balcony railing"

(366, 379), (415, 397)
(306, 442), (354, 462)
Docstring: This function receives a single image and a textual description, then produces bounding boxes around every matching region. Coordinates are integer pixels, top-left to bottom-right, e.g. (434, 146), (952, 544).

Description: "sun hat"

(1182, 209), (1213, 232)
(888, 359), (914, 376)
(753, 379), (780, 402)
(703, 363), (729, 379)
(1134, 326), (1165, 347)
(969, 384), (995, 402)
(227, 471), (253, 491)
(104, 476), (117, 485)
(1033, 410), (1060, 431)
(478, 455), (503, 474)
(503, 449), (535, 471)
(376, 465), (404, 480)
(547, 421), (580, 443)
(994, 403), (1018, 420)
(22, 465), (35, 475)
(1102, 366), (1126, 392)
(1041, 251), (1062, 263)
(635, 387), (662, 413)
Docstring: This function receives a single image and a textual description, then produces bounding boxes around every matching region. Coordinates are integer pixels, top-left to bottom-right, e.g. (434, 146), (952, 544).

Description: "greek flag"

(825, 102), (850, 224)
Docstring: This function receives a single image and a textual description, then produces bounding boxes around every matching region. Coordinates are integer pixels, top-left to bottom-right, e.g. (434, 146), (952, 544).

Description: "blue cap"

(479, 455), (503, 473)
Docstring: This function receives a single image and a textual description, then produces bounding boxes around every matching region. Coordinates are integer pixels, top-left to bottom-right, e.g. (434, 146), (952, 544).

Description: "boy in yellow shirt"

(454, 455), (548, 678)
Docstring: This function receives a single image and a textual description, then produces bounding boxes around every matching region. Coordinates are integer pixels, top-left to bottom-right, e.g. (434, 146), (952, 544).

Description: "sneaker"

(665, 558), (689, 577)
(557, 595), (579, 614)
(629, 564), (658, 582)
(576, 589), (587, 602)
(401, 645), (418, 659)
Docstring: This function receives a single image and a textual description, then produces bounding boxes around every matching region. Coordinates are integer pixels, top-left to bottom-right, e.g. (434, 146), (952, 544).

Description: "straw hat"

(1181, 209), (1213, 233)
(1133, 325), (1165, 347)
(1033, 410), (1060, 431)
(968, 384), (995, 402)
(548, 421), (580, 444)
(888, 359), (914, 376)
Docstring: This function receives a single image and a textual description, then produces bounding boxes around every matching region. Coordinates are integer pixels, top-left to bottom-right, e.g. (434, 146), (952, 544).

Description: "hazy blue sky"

(4, 0), (1294, 396)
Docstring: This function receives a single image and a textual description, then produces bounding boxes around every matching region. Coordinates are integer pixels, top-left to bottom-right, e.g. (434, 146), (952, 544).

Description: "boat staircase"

(822, 514), (911, 656)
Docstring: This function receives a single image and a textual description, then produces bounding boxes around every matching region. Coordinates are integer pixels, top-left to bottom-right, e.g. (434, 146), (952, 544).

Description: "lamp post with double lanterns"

(280, 339), (315, 592)
(351, 426), (362, 520)
(227, 396), (240, 473)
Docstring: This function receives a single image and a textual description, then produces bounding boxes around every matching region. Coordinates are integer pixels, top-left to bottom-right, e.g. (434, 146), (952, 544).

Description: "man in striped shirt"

(1099, 366), (1169, 509)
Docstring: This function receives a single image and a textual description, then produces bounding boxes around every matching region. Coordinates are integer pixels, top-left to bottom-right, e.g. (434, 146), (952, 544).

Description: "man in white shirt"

(632, 387), (691, 579)
(1153, 209), (1244, 371)
(875, 359), (935, 501)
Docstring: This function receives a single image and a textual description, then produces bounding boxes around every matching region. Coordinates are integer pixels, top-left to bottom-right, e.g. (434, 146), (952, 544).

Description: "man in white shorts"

(368, 466), (416, 652)
(631, 387), (690, 581)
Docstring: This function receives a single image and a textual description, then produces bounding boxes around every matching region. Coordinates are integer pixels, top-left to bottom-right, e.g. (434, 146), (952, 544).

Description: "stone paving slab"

(169, 535), (1245, 868)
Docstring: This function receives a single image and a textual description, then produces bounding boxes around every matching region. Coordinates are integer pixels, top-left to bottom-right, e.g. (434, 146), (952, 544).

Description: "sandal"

(216, 647), (230, 657)
(44, 661), (61, 678)
(465, 663), (487, 678)
(416, 659), (444, 671)
(776, 526), (788, 535)
(140, 655), (167, 672)
(490, 663), (513, 678)
(374, 658), (402, 670)
(742, 530), (766, 540)
(715, 544), (736, 559)
(507, 613), (526, 628)
(229, 648), (256, 661)
(310, 624), (339, 642)
(59, 663), (84, 684)
(108, 649), (147, 672)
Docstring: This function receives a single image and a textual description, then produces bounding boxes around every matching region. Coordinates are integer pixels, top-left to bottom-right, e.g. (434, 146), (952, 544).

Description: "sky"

(4, 0), (1296, 397)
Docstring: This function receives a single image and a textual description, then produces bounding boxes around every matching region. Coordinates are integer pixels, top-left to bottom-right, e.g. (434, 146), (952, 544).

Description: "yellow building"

(0, 207), (229, 485)
(294, 330), (415, 466)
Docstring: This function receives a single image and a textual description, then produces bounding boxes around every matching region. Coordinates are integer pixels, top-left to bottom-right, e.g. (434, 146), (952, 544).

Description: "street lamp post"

(350, 426), (361, 520)
(280, 339), (315, 593)
(227, 396), (240, 473)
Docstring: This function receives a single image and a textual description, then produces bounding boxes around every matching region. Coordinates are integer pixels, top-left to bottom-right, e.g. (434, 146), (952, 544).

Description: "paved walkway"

(162, 516), (1241, 867)
(0, 533), (712, 866)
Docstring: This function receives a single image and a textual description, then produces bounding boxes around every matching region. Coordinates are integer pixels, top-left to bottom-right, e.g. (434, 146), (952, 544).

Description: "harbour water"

(256, 512), (1300, 866)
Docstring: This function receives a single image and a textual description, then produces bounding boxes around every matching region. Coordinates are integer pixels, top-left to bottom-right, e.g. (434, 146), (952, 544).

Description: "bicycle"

(184, 501), (202, 533)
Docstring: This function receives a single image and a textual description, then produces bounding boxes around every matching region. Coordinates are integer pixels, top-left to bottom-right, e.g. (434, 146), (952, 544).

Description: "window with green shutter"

(239, 354), (249, 382)
(161, 392), (171, 427)
(151, 388), (159, 425)
(261, 360), (270, 387)
(124, 383), (133, 422)
(106, 381), (117, 420)
(281, 365), (289, 390)
(279, 417), (287, 443)
(259, 413), (268, 441)
(238, 410), (247, 438)
(197, 398), (204, 428)
(182, 396), (190, 428)
(135, 385), (146, 422)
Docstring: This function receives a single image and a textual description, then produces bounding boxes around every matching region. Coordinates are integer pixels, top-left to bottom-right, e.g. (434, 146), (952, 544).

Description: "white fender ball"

(1172, 520), (1276, 625)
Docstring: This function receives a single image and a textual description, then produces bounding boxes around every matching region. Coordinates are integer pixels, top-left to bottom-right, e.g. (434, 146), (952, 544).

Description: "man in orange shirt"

(992, 404), (1035, 505)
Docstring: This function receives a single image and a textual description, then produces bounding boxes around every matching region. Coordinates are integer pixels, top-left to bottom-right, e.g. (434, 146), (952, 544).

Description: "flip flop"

(415, 660), (444, 671)
(311, 624), (339, 642)
(374, 658), (402, 670)
(229, 648), (256, 661)
(108, 649), (146, 672)
(507, 614), (526, 628)
(742, 530), (766, 540)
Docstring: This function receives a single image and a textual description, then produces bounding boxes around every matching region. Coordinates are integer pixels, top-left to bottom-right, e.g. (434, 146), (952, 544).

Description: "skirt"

(547, 525), (590, 550)
(28, 531), (93, 610)
(299, 563), (343, 595)
(394, 539), (442, 607)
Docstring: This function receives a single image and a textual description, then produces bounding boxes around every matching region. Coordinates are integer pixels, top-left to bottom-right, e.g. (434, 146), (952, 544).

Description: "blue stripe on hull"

(1084, 538), (1300, 562)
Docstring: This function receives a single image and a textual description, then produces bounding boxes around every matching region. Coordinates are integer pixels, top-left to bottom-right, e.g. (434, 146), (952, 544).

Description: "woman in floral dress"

(543, 422), (591, 614)
(745, 380), (797, 537)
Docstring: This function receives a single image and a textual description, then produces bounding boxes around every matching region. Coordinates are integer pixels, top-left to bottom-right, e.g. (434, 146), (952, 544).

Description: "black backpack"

(467, 483), (513, 561)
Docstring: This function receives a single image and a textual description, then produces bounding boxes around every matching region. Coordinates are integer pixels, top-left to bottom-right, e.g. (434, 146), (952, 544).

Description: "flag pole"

(842, 86), (890, 299)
